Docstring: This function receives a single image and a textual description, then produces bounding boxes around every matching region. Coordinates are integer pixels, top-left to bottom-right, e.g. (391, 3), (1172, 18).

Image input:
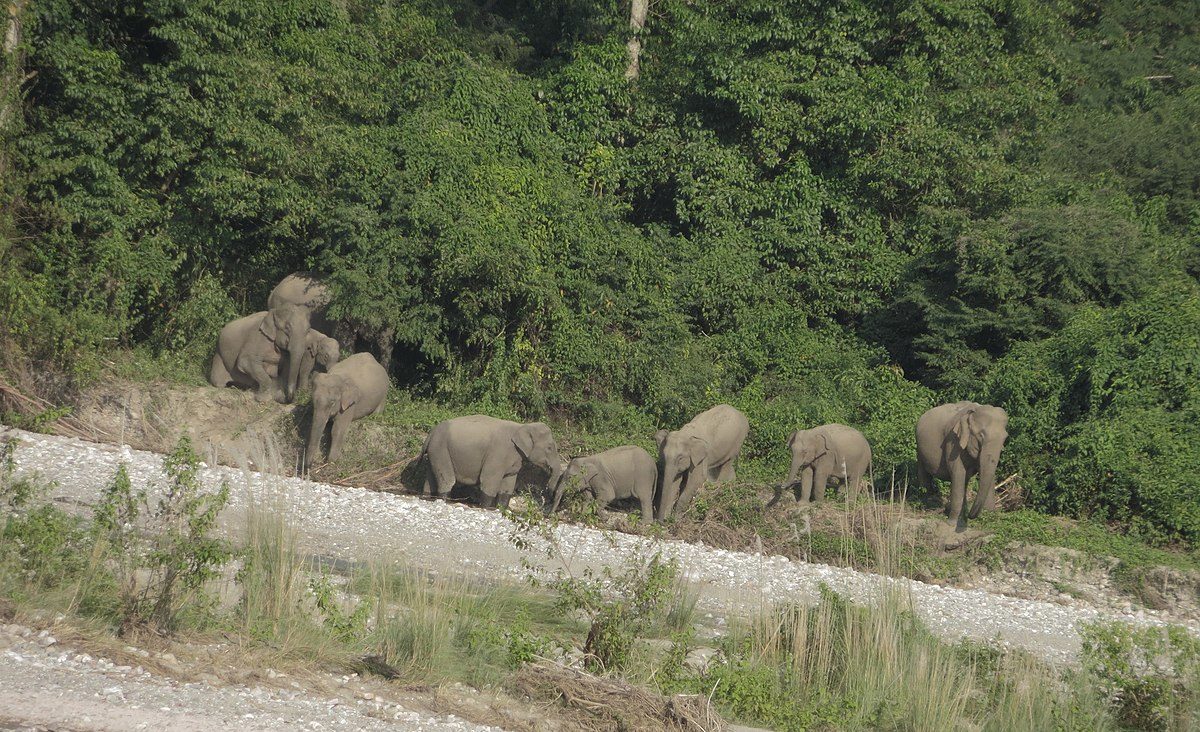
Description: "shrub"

(1082, 620), (1200, 731)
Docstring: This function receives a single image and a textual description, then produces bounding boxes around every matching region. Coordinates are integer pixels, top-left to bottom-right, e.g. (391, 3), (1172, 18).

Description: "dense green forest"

(1, 1), (1197, 545)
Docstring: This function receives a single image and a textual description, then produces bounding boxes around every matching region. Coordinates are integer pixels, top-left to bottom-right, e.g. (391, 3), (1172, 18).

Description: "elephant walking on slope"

(421, 416), (561, 509)
(305, 353), (389, 470)
(656, 404), (749, 521)
(916, 401), (1009, 531)
(772, 424), (872, 506)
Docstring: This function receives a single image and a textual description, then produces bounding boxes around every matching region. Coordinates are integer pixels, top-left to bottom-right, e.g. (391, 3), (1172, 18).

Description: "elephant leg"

(675, 465), (707, 515)
(425, 455), (455, 500)
(209, 354), (232, 388)
(846, 469), (864, 503)
(482, 475), (518, 510)
(946, 465), (968, 528)
(327, 413), (353, 463)
(237, 353), (278, 402)
(812, 466), (831, 502)
(714, 460), (735, 483)
(798, 468), (814, 503)
(638, 490), (655, 523)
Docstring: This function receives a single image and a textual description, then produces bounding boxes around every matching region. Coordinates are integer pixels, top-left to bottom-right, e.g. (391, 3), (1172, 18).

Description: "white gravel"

(0, 624), (499, 731)
(3, 426), (1193, 668)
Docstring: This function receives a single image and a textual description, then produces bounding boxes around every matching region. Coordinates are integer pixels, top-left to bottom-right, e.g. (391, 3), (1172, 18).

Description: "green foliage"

(984, 284), (1200, 545)
(1082, 620), (1200, 730)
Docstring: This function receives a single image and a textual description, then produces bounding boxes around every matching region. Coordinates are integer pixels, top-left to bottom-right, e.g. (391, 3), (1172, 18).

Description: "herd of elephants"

(210, 274), (1010, 529)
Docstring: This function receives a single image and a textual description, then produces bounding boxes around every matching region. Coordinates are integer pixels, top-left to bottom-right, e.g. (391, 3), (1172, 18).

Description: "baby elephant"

(292, 331), (340, 393)
(773, 424), (872, 505)
(305, 353), (389, 470)
(550, 445), (657, 521)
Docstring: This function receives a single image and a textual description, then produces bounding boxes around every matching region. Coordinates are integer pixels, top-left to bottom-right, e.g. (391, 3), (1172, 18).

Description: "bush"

(1082, 620), (1200, 730)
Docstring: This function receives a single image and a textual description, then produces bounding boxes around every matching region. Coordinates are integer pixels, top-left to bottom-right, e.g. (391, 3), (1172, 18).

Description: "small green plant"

(505, 499), (679, 672)
(1082, 620), (1200, 730)
(310, 572), (372, 641)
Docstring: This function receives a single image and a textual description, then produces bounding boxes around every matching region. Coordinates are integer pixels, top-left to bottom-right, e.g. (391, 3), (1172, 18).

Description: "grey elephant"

(656, 404), (750, 520)
(268, 272), (333, 336)
(293, 331), (340, 393)
(209, 306), (311, 402)
(304, 353), (390, 470)
(771, 424), (872, 506)
(916, 401), (1009, 530)
(421, 415), (561, 509)
(549, 445), (657, 520)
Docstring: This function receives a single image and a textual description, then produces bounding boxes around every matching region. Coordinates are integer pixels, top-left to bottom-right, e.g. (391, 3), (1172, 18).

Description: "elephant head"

(309, 334), (340, 371)
(952, 405), (1009, 519)
(656, 429), (709, 520)
(305, 372), (360, 468)
(787, 429), (830, 474)
(512, 422), (561, 497)
(260, 303), (310, 402)
(549, 458), (594, 513)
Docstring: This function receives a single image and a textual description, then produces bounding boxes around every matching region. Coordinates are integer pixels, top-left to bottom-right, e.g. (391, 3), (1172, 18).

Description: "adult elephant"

(771, 424), (872, 506)
(268, 272), (333, 337)
(421, 415), (561, 509)
(916, 401), (1009, 530)
(304, 353), (389, 470)
(549, 445), (657, 521)
(656, 404), (749, 521)
(209, 306), (310, 403)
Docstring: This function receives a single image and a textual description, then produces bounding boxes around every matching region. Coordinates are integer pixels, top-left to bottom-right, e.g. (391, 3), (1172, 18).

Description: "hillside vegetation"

(1, 1), (1198, 545)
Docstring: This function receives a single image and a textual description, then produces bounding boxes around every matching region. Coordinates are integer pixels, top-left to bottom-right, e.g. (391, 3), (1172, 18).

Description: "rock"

(37, 635), (57, 647)
(684, 647), (719, 674)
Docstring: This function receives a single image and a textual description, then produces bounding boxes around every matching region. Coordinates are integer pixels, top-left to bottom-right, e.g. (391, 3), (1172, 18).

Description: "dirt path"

(3, 426), (1194, 669)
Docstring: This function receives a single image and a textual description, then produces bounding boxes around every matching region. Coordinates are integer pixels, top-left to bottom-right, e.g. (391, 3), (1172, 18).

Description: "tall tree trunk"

(1, 0), (28, 184)
(624, 0), (648, 80)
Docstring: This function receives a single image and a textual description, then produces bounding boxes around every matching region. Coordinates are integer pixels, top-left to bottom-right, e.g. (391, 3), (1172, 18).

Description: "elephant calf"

(421, 415), (561, 509)
(293, 331), (340, 393)
(550, 445), (657, 521)
(305, 353), (389, 470)
(656, 404), (750, 520)
(916, 401), (1009, 530)
(772, 424), (872, 506)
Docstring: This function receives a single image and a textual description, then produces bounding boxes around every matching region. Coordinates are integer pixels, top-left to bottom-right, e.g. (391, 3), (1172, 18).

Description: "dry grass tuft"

(514, 659), (726, 732)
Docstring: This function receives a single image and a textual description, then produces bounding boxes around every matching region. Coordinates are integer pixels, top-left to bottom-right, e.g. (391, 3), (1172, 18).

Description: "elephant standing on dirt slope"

(770, 424), (872, 506)
(656, 404), (750, 521)
(421, 416), (561, 509)
(550, 445), (657, 520)
(916, 401), (1009, 531)
(209, 306), (311, 403)
(305, 353), (389, 470)
(268, 272), (334, 337)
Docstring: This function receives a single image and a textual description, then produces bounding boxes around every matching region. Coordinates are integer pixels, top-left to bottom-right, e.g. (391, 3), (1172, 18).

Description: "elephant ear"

(786, 431), (799, 449)
(258, 312), (279, 343)
(687, 435), (709, 466)
(655, 429), (670, 450)
(953, 408), (977, 451)
(339, 384), (359, 413)
(816, 432), (832, 458)
(512, 426), (535, 459)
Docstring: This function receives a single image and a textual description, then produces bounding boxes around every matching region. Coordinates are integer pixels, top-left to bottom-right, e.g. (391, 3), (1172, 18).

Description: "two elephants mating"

(208, 273), (391, 470)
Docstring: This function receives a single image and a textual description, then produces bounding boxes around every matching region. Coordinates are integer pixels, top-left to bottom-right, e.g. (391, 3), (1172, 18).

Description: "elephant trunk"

(305, 409), (328, 471)
(657, 468), (681, 521)
(549, 471), (566, 514)
(285, 341), (304, 402)
(545, 463), (562, 511)
(969, 450), (1000, 519)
